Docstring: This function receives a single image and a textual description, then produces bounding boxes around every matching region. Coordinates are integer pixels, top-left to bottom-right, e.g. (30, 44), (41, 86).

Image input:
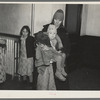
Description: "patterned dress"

(0, 47), (6, 83)
(18, 37), (33, 76)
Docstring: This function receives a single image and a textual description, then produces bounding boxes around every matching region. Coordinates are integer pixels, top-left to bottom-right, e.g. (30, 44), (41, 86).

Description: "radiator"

(0, 37), (19, 79)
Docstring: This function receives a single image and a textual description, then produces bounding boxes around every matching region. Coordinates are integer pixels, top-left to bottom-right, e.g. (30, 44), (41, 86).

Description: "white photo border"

(0, 1), (100, 98)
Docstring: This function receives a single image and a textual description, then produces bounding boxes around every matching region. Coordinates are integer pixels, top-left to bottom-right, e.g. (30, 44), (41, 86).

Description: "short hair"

(36, 31), (51, 47)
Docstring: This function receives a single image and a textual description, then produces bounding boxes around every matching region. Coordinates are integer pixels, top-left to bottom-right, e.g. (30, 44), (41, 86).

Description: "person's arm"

(56, 34), (63, 50)
(49, 47), (62, 56)
(35, 45), (42, 60)
(26, 36), (36, 58)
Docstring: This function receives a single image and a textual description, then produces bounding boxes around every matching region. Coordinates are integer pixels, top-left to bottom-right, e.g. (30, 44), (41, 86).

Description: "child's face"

(48, 25), (57, 40)
(48, 30), (56, 40)
(22, 28), (28, 37)
(39, 43), (45, 48)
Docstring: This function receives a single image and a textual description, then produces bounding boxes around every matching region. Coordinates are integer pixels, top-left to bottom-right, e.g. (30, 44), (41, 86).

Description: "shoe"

(61, 68), (67, 77)
(55, 70), (66, 81)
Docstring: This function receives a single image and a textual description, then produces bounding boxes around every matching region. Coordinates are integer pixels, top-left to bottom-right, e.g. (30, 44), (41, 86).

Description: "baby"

(47, 24), (63, 51)
(47, 24), (67, 77)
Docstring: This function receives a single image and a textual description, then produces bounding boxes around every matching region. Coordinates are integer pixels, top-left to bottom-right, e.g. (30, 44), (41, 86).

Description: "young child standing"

(18, 25), (35, 87)
(47, 24), (67, 77)
(35, 31), (66, 81)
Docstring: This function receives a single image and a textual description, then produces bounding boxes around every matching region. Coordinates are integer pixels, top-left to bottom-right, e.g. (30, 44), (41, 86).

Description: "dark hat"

(53, 9), (64, 21)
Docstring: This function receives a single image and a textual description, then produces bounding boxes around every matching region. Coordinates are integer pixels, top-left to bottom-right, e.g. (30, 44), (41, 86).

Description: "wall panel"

(0, 4), (32, 35)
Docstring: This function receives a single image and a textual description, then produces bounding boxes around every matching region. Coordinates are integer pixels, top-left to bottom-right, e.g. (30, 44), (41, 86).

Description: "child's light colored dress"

(18, 37), (33, 76)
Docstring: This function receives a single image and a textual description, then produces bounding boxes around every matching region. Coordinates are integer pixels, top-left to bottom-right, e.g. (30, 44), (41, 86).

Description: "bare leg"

(61, 53), (66, 68)
(55, 55), (62, 71)
(61, 53), (67, 77)
(55, 55), (66, 81)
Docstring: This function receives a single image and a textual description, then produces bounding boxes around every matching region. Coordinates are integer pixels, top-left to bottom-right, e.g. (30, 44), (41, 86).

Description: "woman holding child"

(42, 9), (70, 55)
(42, 9), (70, 81)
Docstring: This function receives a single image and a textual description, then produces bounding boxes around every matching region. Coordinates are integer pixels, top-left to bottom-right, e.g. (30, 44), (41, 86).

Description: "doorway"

(65, 4), (83, 71)
(65, 4), (83, 35)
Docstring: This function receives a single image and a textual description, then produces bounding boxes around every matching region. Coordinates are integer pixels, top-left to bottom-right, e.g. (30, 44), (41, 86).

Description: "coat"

(26, 36), (36, 58)
(42, 24), (71, 55)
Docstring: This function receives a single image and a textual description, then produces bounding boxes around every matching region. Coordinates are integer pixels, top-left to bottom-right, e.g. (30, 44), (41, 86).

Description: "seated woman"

(42, 9), (70, 78)
(0, 39), (6, 83)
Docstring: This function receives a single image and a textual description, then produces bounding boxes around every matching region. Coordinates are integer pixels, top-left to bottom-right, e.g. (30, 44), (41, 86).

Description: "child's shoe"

(55, 70), (66, 81)
(61, 68), (67, 77)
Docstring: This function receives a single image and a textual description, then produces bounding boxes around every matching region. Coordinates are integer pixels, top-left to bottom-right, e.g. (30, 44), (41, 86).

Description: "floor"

(1, 35), (100, 90)
(0, 55), (100, 90)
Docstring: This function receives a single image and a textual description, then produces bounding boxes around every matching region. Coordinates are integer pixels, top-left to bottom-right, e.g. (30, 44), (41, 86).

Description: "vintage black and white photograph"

(0, 3), (100, 91)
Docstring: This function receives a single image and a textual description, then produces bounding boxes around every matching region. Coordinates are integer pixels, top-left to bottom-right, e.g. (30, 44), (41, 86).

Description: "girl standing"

(18, 25), (35, 86)
(42, 9), (71, 78)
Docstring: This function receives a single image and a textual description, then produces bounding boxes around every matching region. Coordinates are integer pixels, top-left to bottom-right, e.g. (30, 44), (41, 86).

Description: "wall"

(0, 4), (65, 34)
(81, 4), (100, 36)
(33, 4), (65, 33)
(66, 5), (78, 34)
(0, 4), (65, 75)
(0, 4), (32, 75)
(0, 4), (32, 35)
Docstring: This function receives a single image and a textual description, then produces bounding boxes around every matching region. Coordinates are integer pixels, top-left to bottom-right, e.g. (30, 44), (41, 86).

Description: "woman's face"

(22, 28), (28, 37)
(54, 19), (62, 28)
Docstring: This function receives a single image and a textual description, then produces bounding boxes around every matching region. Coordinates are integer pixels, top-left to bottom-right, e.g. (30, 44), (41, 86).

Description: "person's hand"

(38, 66), (46, 75)
(58, 50), (62, 53)
(20, 36), (26, 40)
(50, 59), (54, 63)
